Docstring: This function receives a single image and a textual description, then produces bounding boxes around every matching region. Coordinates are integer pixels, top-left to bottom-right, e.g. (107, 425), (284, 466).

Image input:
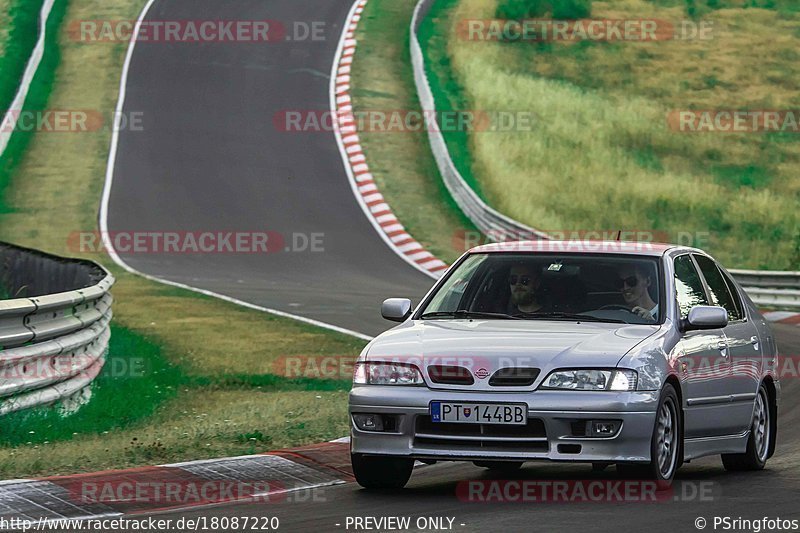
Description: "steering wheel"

(598, 304), (632, 312)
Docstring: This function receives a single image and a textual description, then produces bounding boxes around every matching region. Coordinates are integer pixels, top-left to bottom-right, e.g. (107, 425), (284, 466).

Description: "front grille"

(428, 365), (474, 385)
(488, 367), (540, 387)
(414, 416), (548, 451)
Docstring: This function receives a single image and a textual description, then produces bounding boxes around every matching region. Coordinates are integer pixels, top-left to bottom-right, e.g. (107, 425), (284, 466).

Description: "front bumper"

(350, 386), (659, 463)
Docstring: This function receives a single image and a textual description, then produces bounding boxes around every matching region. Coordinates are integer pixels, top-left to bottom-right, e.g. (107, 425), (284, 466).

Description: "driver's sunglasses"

(615, 275), (639, 289)
(509, 274), (532, 286)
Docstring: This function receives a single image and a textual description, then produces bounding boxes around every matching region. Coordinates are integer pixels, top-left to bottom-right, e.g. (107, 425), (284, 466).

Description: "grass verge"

(0, 0), (44, 114)
(0, 0), (55, 210)
(417, 0), (484, 201)
(0, 325), (352, 478)
(351, 0), (478, 264)
(0, 0), (366, 478)
(420, 0), (800, 269)
(0, 388), (349, 478)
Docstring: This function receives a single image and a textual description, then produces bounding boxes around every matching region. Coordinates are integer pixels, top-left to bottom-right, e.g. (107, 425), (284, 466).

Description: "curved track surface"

(105, 0), (434, 336)
(106, 0), (800, 530)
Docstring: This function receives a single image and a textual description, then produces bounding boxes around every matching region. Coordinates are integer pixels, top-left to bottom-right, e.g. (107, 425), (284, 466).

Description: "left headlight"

(539, 369), (637, 391)
(353, 362), (424, 386)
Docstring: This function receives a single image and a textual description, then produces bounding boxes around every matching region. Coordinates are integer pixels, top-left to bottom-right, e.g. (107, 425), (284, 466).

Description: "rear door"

(693, 254), (761, 433)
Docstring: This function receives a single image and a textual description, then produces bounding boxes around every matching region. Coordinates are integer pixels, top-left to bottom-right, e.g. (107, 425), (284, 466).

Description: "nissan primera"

(349, 241), (779, 488)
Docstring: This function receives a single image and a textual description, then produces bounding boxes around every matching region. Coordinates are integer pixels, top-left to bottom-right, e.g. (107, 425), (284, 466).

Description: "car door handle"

(750, 336), (759, 345)
(716, 340), (729, 353)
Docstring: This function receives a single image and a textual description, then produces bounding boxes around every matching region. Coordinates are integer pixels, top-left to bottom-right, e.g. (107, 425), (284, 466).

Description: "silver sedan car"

(349, 241), (779, 488)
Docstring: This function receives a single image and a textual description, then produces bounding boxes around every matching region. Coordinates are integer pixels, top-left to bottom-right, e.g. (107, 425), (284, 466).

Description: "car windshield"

(418, 253), (663, 325)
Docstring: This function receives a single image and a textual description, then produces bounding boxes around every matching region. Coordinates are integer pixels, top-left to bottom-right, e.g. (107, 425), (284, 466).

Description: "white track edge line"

(329, 0), (439, 281)
(0, 0), (56, 156)
(97, 0), (373, 342)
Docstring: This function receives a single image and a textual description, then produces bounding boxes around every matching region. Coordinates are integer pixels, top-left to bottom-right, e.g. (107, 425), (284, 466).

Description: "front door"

(694, 254), (761, 434)
(673, 254), (735, 438)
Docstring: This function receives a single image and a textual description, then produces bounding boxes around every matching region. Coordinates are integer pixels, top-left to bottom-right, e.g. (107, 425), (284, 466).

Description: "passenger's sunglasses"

(509, 274), (532, 286)
(615, 275), (639, 289)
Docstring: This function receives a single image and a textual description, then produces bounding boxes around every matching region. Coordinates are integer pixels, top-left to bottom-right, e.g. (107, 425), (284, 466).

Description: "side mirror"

(381, 298), (412, 322)
(682, 305), (728, 331)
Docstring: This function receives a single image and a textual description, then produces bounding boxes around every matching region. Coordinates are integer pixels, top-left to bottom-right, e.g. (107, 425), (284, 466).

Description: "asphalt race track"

(105, 0), (800, 531)
(105, 0), (435, 336)
(144, 324), (800, 532)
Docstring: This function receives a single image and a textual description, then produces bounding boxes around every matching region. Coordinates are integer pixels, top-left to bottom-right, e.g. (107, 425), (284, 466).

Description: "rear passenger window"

(720, 270), (745, 320)
(693, 254), (743, 321)
(674, 255), (708, 319)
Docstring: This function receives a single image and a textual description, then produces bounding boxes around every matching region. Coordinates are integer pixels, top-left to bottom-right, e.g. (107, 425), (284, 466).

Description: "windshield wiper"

(420, 310), (521, 320)
(511, 312), (627, 324)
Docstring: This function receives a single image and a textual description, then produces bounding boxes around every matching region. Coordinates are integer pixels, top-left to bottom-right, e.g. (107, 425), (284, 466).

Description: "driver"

(508, 263), (548, 314)
(616, 264), (658, 321)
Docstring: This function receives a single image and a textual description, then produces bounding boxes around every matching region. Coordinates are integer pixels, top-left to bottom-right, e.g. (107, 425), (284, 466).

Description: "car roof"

(469, 240), (684, 257)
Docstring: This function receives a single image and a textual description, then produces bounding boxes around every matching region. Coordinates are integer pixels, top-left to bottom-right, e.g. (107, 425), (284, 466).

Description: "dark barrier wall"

(0, 242), (106, 299)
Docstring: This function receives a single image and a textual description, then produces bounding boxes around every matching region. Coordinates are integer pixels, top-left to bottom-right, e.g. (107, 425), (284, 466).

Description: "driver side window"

(673, 255), (708, 320)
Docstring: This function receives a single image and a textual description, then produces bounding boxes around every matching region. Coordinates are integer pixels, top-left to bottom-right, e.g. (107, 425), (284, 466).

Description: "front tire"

(722, 383), (772, 471)
(618, 383), (681, 488)
(351, 453), (413, 489)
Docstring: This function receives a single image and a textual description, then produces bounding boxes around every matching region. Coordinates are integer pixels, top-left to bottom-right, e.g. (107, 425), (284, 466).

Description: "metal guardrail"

(729, 270), (800, 310)
(410, 0), (799, 311)
(410, 0), (549, 241)
(0, 241), (114, 416)
(729, 270), (800, 289)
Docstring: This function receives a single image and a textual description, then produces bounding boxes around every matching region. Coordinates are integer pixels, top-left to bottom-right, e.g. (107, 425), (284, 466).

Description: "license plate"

(430, 401), (527, 425)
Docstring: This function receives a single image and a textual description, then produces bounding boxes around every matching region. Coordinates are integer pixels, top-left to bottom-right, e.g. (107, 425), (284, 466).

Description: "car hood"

(365, 319), (660, 390)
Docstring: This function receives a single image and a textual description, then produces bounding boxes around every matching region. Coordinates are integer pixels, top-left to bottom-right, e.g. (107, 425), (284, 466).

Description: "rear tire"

(722, 384), (771, 471)
(618, 383), (681, 488)
(473, 460), (523, 471)
(351, 453), (413, 489)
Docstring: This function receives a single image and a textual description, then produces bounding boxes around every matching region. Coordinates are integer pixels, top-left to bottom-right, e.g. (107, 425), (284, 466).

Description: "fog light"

(354, 412), (401, 432)
(591, 420), (621, 436)
(353, 414), (383, 431)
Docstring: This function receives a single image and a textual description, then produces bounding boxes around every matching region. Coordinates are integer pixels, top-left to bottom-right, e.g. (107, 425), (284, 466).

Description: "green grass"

(0, 389), (351, 478)
(0, 324), (182, 446)
(420, 0), (800, 269)
(0, 0), (44, 115)
(649, 0), (800, 17)
(0, 0), (63, 213)
(495, 0), (592, 19)
(0, 324), (355, 478)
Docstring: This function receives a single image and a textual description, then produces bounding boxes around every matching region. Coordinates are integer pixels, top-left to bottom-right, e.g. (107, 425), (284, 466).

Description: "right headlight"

(352, 362), (424, 386)
(539, 369), (638, 391)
